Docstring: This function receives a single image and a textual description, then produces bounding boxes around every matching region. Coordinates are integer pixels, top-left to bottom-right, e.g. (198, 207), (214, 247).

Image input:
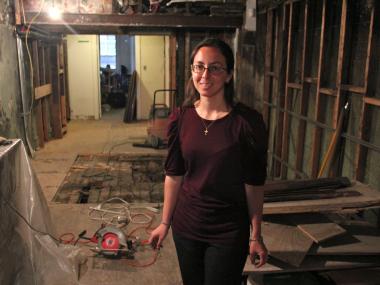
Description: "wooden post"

(32, 40), (45, 148)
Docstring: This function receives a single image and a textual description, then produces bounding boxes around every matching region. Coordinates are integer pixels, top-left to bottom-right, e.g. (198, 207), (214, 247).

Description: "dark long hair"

(183, 38), (235, 107)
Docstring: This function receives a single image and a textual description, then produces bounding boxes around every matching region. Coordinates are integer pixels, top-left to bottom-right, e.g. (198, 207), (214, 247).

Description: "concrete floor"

(31, 109), (181, 285)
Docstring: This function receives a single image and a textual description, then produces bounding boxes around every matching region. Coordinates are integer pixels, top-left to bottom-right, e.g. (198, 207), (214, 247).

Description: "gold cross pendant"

(204, 129), (208, 135)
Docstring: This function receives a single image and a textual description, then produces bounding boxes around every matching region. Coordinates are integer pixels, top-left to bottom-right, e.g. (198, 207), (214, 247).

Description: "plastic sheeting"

(0, 139), (83, 285)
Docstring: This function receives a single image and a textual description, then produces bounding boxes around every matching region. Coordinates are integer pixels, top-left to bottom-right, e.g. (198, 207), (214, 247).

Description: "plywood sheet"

(262, 216), (314, 267)
(286, 213), (346, 243)
(310, 224), (380, 256)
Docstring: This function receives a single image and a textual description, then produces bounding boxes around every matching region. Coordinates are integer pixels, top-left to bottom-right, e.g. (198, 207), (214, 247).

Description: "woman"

(149, 38), (268, 285)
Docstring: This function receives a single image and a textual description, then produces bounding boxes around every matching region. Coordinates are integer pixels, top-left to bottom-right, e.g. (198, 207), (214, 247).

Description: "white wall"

(135, 35), (169, 119)
(66, 35), (101, 120)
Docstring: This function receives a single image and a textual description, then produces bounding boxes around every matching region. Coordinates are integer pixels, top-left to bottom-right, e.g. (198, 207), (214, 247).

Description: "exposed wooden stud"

(40, 45), (49, 141)
(319, 88), (336, 96)
(310, 0), (326, 178)
(364, 97), (380, 107)
(287, 82), (302, 89)
(14, 0), (22, 25)
(263, 9), (274, 124)
(355, 101), (367, 181)
(333, 0), (347, 129)
(295, 0), (310, 179)
(50, 43), (63, 139)
(280, 1), (294, 179)
(363, 5), (375, 94)
(32, 40), (44, 148)
(62, 41), (71, 121)
(304, 76), (317, 83)
(273, 8), (286, 178)
(355, 4), (375, 181)
(340, 84), (366, 94)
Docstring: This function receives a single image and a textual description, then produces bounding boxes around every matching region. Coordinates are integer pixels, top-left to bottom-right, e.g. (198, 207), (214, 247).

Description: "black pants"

(173, 232), (248, 285)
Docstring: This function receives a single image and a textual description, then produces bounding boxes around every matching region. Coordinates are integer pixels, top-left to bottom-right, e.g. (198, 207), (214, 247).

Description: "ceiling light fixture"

(48, 2), (62, 20)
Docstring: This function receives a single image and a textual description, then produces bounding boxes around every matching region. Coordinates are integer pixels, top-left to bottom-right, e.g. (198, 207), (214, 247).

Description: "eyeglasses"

(191, 64), (227, 75)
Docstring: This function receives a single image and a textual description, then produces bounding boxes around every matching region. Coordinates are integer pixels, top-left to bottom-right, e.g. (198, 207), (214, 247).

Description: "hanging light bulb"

(48, 4), (62, 20)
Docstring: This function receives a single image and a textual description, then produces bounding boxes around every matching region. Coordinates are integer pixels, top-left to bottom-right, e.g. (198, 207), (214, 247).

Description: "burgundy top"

(165, 104), (268, 245)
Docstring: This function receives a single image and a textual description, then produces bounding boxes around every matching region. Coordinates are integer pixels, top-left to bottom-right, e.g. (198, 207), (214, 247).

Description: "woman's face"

(191, 46), (232, 100)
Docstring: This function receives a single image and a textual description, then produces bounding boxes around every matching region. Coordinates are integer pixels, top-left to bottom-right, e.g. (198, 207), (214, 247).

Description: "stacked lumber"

(244, 177), (380, 275)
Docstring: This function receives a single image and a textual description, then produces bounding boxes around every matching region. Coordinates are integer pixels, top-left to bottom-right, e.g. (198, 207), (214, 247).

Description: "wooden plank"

(310, 223), (380, 256)
(310, 0), (326, 178)
(286, 213), (346, 243)
(263, 181), (380, 215)
(318, 103), (348, 178)
(244, 255), (380, 274)
(262, 216), (314, 267)
(34, 84), (52, 100)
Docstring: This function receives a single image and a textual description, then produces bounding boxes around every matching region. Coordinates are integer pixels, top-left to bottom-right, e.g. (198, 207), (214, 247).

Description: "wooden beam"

(23, 13), (243, 32)
(34, 84), (52, 100)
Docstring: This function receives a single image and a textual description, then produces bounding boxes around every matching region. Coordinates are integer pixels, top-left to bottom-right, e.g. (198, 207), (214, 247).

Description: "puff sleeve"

(164, 107), (186, 176)
(239, 106), (268, 186)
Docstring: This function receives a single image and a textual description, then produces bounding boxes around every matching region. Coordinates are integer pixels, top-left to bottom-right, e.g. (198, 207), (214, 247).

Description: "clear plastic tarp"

(0, 139), (83, 285)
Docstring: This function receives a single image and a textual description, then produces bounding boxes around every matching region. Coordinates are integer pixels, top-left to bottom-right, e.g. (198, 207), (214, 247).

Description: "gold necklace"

(200, 118), (216, 136)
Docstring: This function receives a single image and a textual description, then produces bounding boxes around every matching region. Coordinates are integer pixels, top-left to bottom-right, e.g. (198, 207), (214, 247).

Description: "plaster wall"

(0, 1), (24, 141)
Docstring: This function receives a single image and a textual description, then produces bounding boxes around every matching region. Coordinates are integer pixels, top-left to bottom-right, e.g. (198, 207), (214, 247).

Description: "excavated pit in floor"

(53, 153), (165, 204)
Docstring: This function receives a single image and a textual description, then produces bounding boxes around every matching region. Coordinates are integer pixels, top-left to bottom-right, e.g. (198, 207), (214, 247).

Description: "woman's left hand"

(249, 239), (268, 268)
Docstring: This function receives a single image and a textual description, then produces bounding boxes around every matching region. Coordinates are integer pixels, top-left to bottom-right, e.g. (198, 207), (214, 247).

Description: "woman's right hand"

(148, 223), (170, 249)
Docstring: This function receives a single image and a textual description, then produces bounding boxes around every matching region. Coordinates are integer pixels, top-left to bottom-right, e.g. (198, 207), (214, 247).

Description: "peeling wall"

(0, 0), (24, 140)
